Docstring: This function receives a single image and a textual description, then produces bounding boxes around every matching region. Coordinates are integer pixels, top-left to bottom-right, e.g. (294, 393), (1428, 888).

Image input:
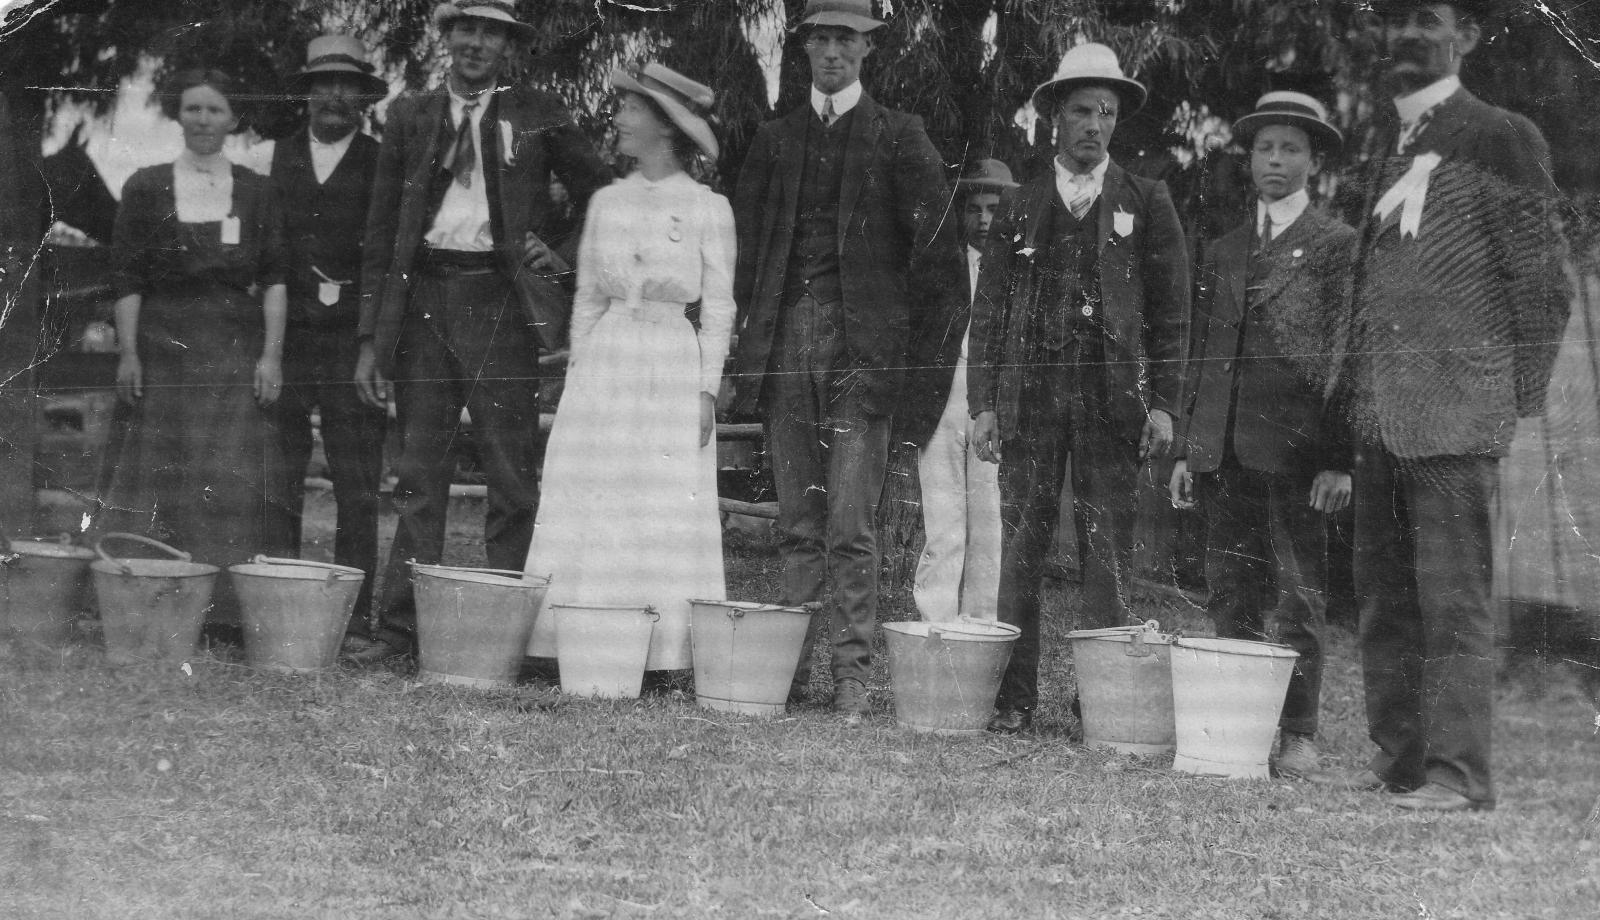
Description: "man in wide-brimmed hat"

(732, 0), (963, 720)
(267, 35), (389, 649)
(1170, 90), (1355, 782)
(1325, 0), (1569, 810)
(348, 1), (610, 664)
(966, 41), (1190, 735)
(900, 158), (1019, 626)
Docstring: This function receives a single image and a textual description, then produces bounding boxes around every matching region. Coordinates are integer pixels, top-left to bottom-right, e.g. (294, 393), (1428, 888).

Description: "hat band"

(629, 66), (711, 117)
(306, 53), (374, 73)
(457, 0), (519, 15)
(1251, 100), (1325, 121)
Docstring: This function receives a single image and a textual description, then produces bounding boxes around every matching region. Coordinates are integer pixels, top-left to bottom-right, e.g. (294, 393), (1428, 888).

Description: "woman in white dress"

(524, 63), (733, 673)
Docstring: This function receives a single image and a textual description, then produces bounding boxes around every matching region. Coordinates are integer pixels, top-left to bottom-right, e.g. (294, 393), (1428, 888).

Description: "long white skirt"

(524, 304), (725, 669)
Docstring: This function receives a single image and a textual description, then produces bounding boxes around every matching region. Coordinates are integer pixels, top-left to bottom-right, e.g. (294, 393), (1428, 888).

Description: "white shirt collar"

(1394, 75), (1460, 124)
(1256, 189), (1309, 240)
(811, 81), (863, 120)
(447, 85), (493, 124)
(1053, 155), (1111, 208)
(308, 129), (356, 183)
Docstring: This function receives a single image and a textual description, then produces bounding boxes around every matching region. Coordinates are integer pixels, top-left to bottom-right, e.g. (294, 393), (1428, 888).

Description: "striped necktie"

(1065, 173), (1095, 220)
(445, 99), (480, 188)
(821, 96), (838, 127)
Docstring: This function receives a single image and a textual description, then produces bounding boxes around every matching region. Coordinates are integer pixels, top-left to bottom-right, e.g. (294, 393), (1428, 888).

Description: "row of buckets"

(3, 535), (1295, 774)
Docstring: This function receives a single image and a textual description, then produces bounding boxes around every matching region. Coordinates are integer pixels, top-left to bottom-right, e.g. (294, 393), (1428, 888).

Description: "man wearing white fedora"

(900, 158), (1019, 625)
(267, 34), (389, 650)
(733, 0), (962, 718)
(968, 42), (1189, 735)
(349, 0), (610, 663)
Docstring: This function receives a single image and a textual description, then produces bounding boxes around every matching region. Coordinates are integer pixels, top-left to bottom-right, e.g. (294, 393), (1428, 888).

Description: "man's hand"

(1140, 408), (1175, 461)
(522, 232), (571, 275)
(254, 354), (283, 408)
(1169, 458), (1195, 510)
(699, 392), (716, 448)
(115, 352), (142, 405)
(973, 410), (1001, 464)
(354, 341), (391, 410)
(1309, 470), (1352, 514)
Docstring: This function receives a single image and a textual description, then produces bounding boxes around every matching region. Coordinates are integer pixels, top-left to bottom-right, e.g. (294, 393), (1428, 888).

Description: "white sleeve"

(696, 192), (737, 395)
(568, 189), (610, 355)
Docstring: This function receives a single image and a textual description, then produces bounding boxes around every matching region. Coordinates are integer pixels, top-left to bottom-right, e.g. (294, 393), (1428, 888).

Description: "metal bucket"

(90, 533), (219, 665)
(1068, 621), (1176, 754)
(689, 599), (816, 716)
(553, 604), (657, 699)
(413, 564), (549, 688)
(230, 556), (366, 672)
(1170, 636), (1299, 779)
(883, 618), (1020, 735)
(1, 537), (95, 648)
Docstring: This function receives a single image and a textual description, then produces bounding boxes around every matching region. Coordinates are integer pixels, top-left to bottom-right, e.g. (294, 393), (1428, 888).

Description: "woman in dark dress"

(96, 69), (287, 625)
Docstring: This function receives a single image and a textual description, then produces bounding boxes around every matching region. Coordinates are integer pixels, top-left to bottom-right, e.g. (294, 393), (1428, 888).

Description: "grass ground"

(3, 491), (1598, 919)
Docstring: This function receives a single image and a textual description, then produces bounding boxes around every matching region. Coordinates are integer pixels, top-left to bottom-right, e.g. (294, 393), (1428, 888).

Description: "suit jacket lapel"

(838, 95), (882, 247)
(778, 105), (808, 238)
(418, 91), (450, 173)
(1022, 177), (1054, 255)
(1254, 211), (1320, 309)
(1097, 161), (1123, 255)
(1214, 227), (1250, 325)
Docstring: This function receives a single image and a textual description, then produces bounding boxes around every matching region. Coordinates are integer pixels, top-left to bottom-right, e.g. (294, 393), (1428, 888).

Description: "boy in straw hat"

(732, 0), (963, 720)
(1323, 0), (1568, 811)
(267, 34), (389, 648)
(900, 158), (1019, 625)
(1170, 91), (1355, 781)
(967, 42), (1189, 735)
(348, 1), (610, 664)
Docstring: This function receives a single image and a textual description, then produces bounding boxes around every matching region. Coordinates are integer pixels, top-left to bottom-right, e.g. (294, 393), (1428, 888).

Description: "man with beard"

(267, 34), (388, 644)
(1327, 0), (1569, 810)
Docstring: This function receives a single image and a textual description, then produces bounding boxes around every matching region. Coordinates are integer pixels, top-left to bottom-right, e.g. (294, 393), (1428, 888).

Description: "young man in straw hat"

(1170, 91), (1355, 780)
(900, 158), (1019, 625)
(732, 0), (963, 719)
(967, 42), (1189, 735)
(348, 0), (610, 664)
(1324, 0), (1568, 811)
(267, 34), (389, 650)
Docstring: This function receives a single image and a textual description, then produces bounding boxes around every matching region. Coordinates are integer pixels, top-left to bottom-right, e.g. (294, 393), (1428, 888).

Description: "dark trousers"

(994, 343), (1140, 712)
(373, 268), (541, 645)
(766, 294), (891, 690)
(1354, 447), (1497, 805)
(269, 323), (386, 633)
(1198, 462), (1328, 736)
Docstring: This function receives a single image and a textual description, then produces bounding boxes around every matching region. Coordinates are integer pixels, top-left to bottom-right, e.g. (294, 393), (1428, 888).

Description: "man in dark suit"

(348, 1), (609, 662)
(1170, 92), (1355, 779)
(732, 0), (961, 718)
(900, 158), (1017, 624)
(1331, 0), (1569, 810)
(268, 35), (388, 644)
(968, 43), (1189, 735)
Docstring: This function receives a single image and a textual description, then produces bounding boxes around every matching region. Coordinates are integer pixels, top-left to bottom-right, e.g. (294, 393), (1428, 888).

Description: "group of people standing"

(91, 0), (1567, 815)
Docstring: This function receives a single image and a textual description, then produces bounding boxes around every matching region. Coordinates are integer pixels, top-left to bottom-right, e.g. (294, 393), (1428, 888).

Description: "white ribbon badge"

(1113, 207), (1134, 238)
(1372, 152), (1442, 240)
(499, 119), (516, 165)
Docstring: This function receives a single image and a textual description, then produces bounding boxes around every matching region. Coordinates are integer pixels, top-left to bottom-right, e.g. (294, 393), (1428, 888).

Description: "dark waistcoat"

(781, 109), (854, 307)
(1035, 195), (1103, 352)
(271, 131), (377, 327)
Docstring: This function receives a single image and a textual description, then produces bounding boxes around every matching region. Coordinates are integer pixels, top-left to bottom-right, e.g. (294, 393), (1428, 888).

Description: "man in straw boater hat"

(1170, 91), (1355, 780)
(1322, 0), (1568, 810)
(899, 158), (1019, 625)
(347, 0), (610, 664)
(266, 34), (389, 652)
(967, 42), (1189, 736)
(732, 0), (963, 720)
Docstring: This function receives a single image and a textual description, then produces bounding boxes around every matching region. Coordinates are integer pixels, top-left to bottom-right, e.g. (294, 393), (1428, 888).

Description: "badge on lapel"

(1113, 207), (1134, 238)
(499, 120), (516, 165)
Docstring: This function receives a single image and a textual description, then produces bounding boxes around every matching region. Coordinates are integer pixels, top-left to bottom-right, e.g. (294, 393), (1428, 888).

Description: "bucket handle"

(644, 605), (659, 622)
(416, 563), (532, 580)
(95, 532), (191, 576)
(250, 555), (365, 586)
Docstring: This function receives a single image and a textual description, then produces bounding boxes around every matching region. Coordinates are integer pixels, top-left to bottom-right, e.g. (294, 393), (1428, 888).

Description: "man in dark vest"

(268, 35), (388, 647)
(1327, 0), (1568, 810)
(968, 43), (1189, 735)
(350, 1), (609, 663)
(733, 0), (962, 719)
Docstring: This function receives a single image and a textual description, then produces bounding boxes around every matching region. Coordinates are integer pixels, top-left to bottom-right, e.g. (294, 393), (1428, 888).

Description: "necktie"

(821, 96), (837, 127)
(446, 99), (480, 188)
(1065, 173), (1095, 220)
(1259, 212), (1274, 250)
(1396, 108), (1434, 155)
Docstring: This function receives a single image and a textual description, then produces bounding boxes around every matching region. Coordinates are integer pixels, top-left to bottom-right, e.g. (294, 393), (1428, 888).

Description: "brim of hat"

(798, 12), (886, 32)
(289, 67), (388, 99)
(433, 6), (538, 40)
(955, 177), (1019, 192)
(1031, 76), (1148, 116)
(1232, 111), (1343, 154)
(612, 69), (719, 161)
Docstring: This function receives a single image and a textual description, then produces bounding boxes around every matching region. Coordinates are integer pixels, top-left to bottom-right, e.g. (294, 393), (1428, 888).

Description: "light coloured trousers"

(914, 354), (1001, 622)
